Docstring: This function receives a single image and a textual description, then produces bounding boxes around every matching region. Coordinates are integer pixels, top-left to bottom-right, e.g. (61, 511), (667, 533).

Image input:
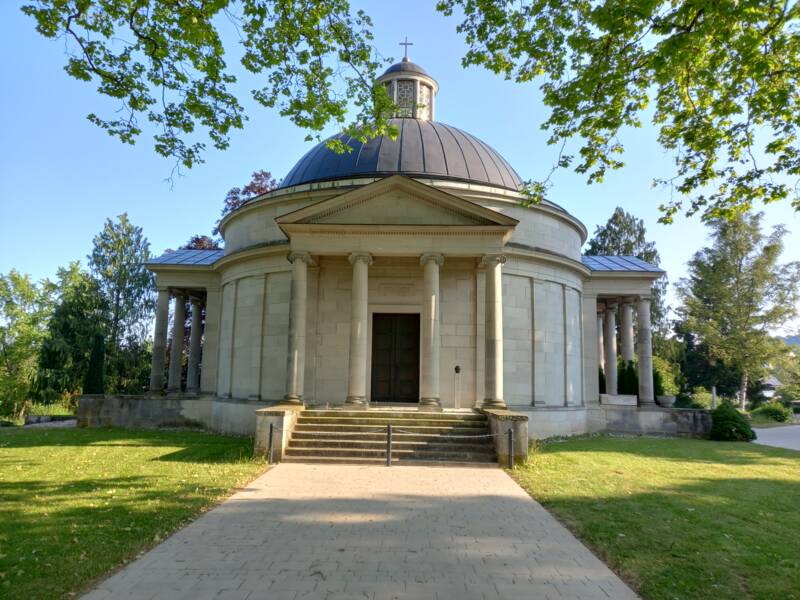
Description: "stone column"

(167, 292), (187, 392)
(603, 305), (618, 395)
(285, 252), (312, 404)
(149, 288), (171, 392)
(597, 312), (605, 372)
(620, 301), (635, 362)
(420, 253), (444, 409)
(637, 298), (655, 405)
(186, 296), (203, 394)
(481, 254), (506, 408)
(346, 252), (372, 406)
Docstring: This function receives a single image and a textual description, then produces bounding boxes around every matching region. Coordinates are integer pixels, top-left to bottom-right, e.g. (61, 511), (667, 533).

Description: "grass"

(27, 402), (77, 417)
(0, 427), (266, 600)
(512, 436), (800, 600)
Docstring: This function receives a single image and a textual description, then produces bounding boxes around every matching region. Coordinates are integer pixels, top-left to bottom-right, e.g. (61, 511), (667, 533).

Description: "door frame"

(366, 304), (422, 404)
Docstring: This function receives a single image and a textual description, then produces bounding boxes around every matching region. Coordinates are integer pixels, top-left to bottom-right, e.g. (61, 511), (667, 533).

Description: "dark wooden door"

(370, 313), (420, 403)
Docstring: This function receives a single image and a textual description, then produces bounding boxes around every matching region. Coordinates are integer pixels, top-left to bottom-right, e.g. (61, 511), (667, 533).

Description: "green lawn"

(513, 436), (800, 600)
(0, 428), (266, 600)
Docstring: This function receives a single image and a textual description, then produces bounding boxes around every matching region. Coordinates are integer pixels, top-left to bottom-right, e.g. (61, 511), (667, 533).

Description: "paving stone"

(82, 464), (637, 599)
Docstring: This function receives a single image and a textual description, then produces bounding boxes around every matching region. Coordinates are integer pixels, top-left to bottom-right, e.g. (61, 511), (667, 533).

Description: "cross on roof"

(399, 36), (413, 60)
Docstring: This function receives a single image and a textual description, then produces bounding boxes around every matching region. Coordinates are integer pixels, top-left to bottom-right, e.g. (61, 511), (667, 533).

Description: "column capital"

(479, 254), (506, 268)
(288, 251), (316, 266)
(348, 252), (373, 266)
(420, 253), (445, 267)
(189, 295), (203, 307)
(604, 304), (617, 314)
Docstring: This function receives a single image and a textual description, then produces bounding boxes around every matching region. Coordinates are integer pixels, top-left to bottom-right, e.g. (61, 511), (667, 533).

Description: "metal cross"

(399, 36), (413, 60)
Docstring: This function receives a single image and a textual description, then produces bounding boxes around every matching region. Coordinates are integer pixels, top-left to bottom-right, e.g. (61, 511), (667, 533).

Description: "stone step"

(281, 456), (500, 468)
(302, 409), (486, 421)
(287, 439), (495, 452)
(291, 431), (494, 443)
(292, 423), (491, 436)
(296, 416), (487, 428)
(285, 446), (497, 463)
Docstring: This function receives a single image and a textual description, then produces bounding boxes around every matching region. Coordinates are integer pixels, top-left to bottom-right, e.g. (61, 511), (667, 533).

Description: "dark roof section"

(147, 249), (224, 266)
(279, 118), (523, 191)
(382, 60), (431, 77)
(582, 255), (664, 273)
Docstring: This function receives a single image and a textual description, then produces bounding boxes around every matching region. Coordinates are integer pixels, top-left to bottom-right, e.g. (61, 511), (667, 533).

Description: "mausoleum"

(80, 55), (710, 453)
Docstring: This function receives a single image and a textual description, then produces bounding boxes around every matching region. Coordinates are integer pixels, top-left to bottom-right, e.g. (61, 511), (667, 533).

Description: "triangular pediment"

(277, 175), (519, 228)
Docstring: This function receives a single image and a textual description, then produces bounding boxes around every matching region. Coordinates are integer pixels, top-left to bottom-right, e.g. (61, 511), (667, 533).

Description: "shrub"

(710, 402), (756, 442)
(618, 359), (639, 395)
(691, 387), (713, 409)
(750, 401), (792, 423)
(653, 356), (680, 396)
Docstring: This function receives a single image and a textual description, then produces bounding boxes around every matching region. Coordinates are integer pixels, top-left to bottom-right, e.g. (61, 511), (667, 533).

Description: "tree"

(212, 170), (280, 235)
(677, 212), (800, 408)
(23, 2), (800, 221)
(585, 207), (668, 333)
(21, 1), (394, 170)
(438, 0), (800, 221)
(0, 271), (54, 419)
(36, 262), (108, 398)
(88, 214), (155, 392)
(181, 235), (221, 250)
(83, 333), (105, 394)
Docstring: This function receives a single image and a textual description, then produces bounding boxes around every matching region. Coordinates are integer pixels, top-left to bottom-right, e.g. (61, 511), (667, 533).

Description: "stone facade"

(81, 58), (696, 443)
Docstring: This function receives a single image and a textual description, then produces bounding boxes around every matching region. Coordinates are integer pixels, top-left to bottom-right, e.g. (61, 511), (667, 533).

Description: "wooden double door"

(370, 313), (420, 403)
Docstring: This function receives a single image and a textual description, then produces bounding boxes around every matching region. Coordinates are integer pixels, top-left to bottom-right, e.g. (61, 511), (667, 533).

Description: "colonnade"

(598, 298), (655, 404)
(149, 291), (205, 393)
(266, 250), (509, 408)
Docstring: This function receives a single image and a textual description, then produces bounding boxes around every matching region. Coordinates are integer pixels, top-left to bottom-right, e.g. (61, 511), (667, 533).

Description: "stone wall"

(77, 395), (212, 429)
(501, 261), (585, 409)
(513, 405), (712, 439)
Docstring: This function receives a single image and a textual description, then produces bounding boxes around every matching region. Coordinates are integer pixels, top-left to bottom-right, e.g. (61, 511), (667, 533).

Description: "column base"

(418, 397), (442, 411)
(638, 396), (656, 406)
(282, 394), (303, 406)
(345, 395), (368, 408)
(482, 398), (507, 409)
(186, 388), (200, 396)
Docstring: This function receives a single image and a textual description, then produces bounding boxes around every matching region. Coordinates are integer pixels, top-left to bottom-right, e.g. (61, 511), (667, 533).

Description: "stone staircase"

(283, 409), (497, 466)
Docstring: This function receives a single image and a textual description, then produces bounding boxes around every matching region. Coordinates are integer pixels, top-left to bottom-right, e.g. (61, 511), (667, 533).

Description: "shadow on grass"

(526, 476), (800, 600)
(540, 435), (799, 465)
(0, 426), (254, 463)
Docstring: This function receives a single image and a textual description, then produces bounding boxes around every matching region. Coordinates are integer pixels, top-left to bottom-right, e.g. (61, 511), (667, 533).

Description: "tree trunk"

(739, 372), (748, 410)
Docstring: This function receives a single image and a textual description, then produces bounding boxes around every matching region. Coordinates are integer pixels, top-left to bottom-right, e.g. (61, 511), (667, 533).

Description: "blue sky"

(1, 1), (798, 328)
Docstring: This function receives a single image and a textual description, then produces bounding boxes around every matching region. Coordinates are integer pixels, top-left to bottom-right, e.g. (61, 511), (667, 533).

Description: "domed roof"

(280, 118), (523, 191)
(381, 60), (432, 78)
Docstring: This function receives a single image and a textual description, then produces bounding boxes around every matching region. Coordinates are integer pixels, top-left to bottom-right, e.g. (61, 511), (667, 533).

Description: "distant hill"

(783, 335), (800, 346)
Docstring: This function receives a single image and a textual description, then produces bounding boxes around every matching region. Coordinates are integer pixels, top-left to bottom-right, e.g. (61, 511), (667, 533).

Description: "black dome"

(381, 60), (432, 78)
(280, 118), (523, 191)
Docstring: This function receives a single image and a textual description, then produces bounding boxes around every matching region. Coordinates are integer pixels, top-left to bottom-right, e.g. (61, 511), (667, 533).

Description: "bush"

(618, 359), (639, 395)
(691, 387), (713, 409)
(710, 402), (756, 442)
(750, 401), (792, 423)
(653, 356), (680, 396)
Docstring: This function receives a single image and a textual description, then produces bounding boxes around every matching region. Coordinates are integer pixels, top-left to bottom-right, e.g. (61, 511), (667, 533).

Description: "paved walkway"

(753, 425), (800, 451)
(84, 464), (637, 600)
